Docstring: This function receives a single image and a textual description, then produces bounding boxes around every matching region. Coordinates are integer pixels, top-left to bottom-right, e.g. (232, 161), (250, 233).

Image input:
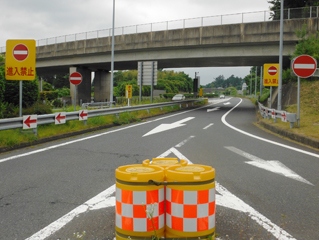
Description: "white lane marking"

(225, 146), (313, 186)
(0, 103), (212, 164)
(215, 183), (296, 240)
(143, 117), (195, 137)
(207, 107), (220, 112)
(223, 102), (231, 105)
(174, 135), (195, 148)
(26, 137), (296, 240)
(221, 99), (319, 159)
(203, 123), (214, 129)
(25, 184), (116, 240)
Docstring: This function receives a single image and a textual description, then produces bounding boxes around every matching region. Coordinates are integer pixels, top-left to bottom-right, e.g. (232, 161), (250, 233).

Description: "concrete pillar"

(94, 70), (111, 102)
(70, 67), (91, 106)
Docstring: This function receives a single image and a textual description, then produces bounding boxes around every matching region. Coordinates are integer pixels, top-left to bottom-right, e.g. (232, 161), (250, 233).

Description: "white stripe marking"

(203, 123), (214, 129)
(294, 63), (315, 69)
(221, 99), (319, 159)
(14, 50), (28, 55)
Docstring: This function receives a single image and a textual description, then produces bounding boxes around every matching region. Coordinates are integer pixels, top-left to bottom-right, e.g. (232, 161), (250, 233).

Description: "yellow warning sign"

(263, 63), (279, 87)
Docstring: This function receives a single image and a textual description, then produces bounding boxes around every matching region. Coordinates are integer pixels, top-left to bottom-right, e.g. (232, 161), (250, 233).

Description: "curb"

(257, 118), (319, 149)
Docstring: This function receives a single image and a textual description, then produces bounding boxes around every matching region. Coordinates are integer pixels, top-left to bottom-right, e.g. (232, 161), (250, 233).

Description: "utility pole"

(110, 0), (115, 106)
(278, 0), (284, 110)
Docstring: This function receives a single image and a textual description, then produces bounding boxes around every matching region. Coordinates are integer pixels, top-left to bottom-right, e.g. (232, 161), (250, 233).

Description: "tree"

(269, 0), (319, 20)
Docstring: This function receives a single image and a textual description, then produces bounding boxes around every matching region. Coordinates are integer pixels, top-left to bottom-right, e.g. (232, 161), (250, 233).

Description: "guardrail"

(258, 102), (297, 128)
(1, 6), (318, 53)
(0, 100), (201, 134)
(82, 101), (116, 109)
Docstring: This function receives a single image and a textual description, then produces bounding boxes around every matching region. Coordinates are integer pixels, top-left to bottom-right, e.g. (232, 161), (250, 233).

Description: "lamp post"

(110, 0), (115, 106)
(278, 0), (284, 110)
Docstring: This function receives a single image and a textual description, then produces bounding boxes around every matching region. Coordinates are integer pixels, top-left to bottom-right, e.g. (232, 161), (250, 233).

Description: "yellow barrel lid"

(143, 158), (188, 168)
(116, 163), (164, 182)
(165, 164), (215, 182)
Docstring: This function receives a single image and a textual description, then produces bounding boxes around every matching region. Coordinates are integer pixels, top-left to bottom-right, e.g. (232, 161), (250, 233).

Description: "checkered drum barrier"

(116, 187), (165, 232)
(166, 187), (215, 232)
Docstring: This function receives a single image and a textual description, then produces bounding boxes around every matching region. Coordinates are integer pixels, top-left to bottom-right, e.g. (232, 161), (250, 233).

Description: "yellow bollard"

(115, 164), (165, 239)
(165, 164), (215, 239)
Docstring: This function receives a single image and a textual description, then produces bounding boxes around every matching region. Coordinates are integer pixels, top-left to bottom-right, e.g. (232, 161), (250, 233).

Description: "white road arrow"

(143, 117), (195, 137)
(224, 102), (231, 105)
(207, 107), (220, 112)
(225, 146), (313, 186)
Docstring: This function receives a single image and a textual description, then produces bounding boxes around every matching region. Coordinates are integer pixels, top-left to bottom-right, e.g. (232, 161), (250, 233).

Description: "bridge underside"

(36, 43), (295, 76)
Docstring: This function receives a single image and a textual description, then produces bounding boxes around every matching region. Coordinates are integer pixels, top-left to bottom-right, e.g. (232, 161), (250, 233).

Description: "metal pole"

(297, 76), (300, 127)
(250, 69), (252, 96)
(255, 67), (257, 98)
(269, 86), (272, 108)
(139, 62), (143, 102)
(278, 0), (284, 110)
(260, 66), (263, 97)
(110, 0), (115, 106)
(151, 61), (154, 103)
(74, 85), (77, 111)
(19, 81), (22, 117)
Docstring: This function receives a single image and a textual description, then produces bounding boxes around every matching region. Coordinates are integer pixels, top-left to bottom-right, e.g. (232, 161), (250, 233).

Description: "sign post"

(5, 39), (36, 117)
(125, 85), (132, 106)
(69, 72), (82, 111)
(292, 55), (317, 127)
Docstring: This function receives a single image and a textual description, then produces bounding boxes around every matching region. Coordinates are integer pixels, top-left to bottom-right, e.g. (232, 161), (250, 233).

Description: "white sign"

(23, 115), (37, 129)
(79, 110), (88, 121)
(55, 112), (66, 124)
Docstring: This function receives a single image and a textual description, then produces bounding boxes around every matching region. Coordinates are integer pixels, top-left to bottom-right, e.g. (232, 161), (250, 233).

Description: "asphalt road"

(0, 97), (318, 240)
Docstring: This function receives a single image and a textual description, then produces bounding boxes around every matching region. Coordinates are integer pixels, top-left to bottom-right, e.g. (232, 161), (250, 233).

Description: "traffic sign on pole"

(125, 85), (132, 99)
(79, 110), (88, 121)
(263, 64), (279, 86)
(292, 55), (317, 78)
(5, 39), (36, 81)
(69, 72), (82, 85)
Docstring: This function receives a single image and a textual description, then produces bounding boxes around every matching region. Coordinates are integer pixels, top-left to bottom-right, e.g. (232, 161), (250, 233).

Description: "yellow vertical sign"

(126, 85), (132, 99)
(199, 88), (203, 97)
(263, 64), (279, 87)
(5, 39), (36, 81)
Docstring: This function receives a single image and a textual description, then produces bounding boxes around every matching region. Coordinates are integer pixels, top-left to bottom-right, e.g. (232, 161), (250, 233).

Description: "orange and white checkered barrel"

(115, 164), (165, 239)
(165, 164), (215, 239)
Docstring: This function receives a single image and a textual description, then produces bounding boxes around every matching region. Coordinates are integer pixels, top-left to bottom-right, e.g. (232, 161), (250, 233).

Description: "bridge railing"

(0, 6), (318, 53)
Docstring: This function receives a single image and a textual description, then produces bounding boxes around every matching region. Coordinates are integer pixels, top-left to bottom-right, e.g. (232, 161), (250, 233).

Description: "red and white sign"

(271, 110), (276, 119)
(79, 110), (88, 121)
(268, 66), (277, 76)
(23, 115), (37, 129)
(69, 72), (82, 85)
(13, 44), (29, 61)
(55, 112), (66, 124)
(281, 111), (287, 122)
(292, 55), (317, 78)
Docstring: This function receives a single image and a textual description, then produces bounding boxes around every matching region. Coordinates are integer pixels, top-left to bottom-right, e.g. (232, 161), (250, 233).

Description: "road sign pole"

(110, 0), (115, 106)
(19, 81), (22, 117)
(74, 85), (77, 111)
(259, 66), (263, 97)
(297, 76), (300, 127)
(269, 86), (272, 108)
(255, 67), (257, 97)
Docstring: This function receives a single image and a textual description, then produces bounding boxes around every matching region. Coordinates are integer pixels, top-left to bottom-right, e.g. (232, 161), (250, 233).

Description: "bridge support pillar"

(70, 67), (91, 106)
(94, 70), (110, 102)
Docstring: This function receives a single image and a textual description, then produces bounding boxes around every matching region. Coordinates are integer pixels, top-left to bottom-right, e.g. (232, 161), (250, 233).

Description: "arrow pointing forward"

(207, 107), (220, 112)
(143, 117), (195, 137)
(225, 146), (313, 186)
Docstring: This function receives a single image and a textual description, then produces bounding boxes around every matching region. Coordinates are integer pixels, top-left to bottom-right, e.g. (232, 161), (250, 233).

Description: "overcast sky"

(1, 0), (271, 84)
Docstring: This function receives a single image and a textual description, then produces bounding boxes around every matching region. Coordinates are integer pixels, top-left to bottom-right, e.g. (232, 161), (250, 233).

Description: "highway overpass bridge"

(4, 16), (319, 103)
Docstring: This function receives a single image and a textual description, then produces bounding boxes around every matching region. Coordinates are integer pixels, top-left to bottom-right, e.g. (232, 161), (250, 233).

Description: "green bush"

(40, 91), (58, 101)
(52, 99), (63, 108)
(163, 93), (176, 99)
